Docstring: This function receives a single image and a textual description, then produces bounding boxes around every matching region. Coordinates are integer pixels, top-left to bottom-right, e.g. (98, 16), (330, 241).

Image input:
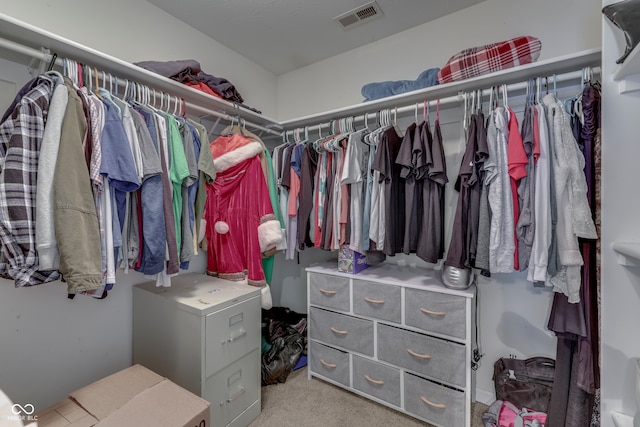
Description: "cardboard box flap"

(94, 380), (210, 427)
(70, 365), (164, 420)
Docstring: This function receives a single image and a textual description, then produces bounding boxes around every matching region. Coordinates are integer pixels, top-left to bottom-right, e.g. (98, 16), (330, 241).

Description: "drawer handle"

(220, 387), (245, 406)
(364, 374), (385, 385)
(319, 288), (337, 295)
(420, 396), (447, 409)
(419, 307), (446, 316)
(330, 327), (349, 335)
(407, 348), (432, 360)
(227, 328), (247, 343)
(364, 297), (385, 304)
(320, 359), (337, 369)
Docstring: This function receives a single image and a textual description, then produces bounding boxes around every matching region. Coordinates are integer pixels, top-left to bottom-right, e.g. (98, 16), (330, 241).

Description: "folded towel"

(361, 67), (440, 102)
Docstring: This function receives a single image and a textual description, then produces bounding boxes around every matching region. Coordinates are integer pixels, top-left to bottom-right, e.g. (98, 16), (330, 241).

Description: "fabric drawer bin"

(352, 280), (401, 323)
(308, 273), (350, 312)
(309, 341), (350, 387)
(377, 324), (465, 387)
(404, 372), (465, 427)
(205, 296), (261, 377)
(204, 349), (260, 426)
(309, 307), (374, 356)
(405, 289), (467, 339)
(352, 355), (401, 407)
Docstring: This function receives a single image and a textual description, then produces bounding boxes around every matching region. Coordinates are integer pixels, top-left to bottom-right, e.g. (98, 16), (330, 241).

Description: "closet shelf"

(612, 411), (634, 427)
(280, 48), (601, 130)
(0, 13), (282, 135)
(612, 242), (640, 266)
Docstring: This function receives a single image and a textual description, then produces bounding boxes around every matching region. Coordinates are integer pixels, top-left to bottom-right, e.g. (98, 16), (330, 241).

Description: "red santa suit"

(205, 133), (283, 286)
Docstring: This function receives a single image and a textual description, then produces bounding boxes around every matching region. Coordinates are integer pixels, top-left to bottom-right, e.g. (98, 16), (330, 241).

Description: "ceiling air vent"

(334, 1), (383, 30)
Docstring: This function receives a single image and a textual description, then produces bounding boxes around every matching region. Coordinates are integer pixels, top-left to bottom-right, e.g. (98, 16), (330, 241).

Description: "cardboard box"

(338, 245), (369, 274)
(36, 365), (210, 427)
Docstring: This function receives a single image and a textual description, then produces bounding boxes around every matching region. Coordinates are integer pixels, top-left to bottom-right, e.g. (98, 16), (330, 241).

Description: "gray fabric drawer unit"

(405, 288), (467, 339)
(309, 307), (374, 356)
(306, 264), (475, 426)
(352, 280), (401, 323)
(308, 273), (350, 312)
(404, 372), (466, 427)
(309, 341), (350, 387)
(352, 355), (401, 407)
(377, 323), (466, 387)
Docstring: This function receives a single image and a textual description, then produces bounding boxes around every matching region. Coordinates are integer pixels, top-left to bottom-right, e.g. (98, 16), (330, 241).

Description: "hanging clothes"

(516, 99), (536, 271)
(54, 77), (103, 293)
(372, 126), (404, 256)
(487, 107), (515, 273)
(205, 133), (283, 286)
(0, 73), (62, 287)
(419, 118), (448, 263)
(445, 110), (488, 269)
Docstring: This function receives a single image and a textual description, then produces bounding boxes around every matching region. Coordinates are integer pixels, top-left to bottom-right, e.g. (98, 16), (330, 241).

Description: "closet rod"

(284, 67), (600, 137)
(0, 36), (282, 137)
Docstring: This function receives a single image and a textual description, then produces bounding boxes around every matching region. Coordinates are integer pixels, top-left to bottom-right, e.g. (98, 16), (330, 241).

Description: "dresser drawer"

(404, 372), (466, 427)
(377, 324), (466, 387)
(205, 296), (261, 377)
(309, 273), (350, 312)
(352, 355), (401, 407)
(204, 349), (260, 426)
(352, 280), (401, 323)
(309, 307), (374, 356)
(309, 341), (350, 387)
(405, 289), (467, 339)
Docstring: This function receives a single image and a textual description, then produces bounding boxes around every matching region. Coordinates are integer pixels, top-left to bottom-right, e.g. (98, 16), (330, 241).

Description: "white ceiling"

(146, 0), (486, 75)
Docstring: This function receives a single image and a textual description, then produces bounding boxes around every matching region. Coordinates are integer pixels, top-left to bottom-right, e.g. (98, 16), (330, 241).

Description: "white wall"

(274, 0), (603, 403)
(0, 0), (278, 413)
(277, 0), (602, 121)
(2, 0), (278, 118)
(600, 1), (640, 425)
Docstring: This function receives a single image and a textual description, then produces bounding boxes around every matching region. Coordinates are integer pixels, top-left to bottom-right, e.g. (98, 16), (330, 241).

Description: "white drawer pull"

(419, 307), (446, 316)
(320, 359), (336, 369)
(320, 288), (337, 295)
(330, 326), (349, 335)
(227, 328), (247, 343)
(407, 348), (432, 360)
(364, 374), (385, 385)
(420, 396), (446, 409)
(364, 297), (385, 304)
(225, 387), (245, 404)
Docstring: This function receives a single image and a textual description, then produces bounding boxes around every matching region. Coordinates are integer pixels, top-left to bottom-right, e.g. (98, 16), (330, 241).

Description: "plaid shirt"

(437, 36), (542, 84)
(0, 73), (61, 286)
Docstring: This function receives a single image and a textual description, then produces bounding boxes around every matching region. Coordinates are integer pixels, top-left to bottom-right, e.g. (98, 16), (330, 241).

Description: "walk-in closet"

(0, 1), (635, 426)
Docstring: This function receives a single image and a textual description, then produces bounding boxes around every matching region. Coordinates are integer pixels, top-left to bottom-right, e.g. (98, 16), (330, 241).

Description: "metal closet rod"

(284, 66), (601, 137)
(0, 36), (281, 137)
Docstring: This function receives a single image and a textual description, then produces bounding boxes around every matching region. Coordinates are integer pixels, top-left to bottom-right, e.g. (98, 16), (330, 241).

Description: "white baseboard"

(475, 387), (495, 406)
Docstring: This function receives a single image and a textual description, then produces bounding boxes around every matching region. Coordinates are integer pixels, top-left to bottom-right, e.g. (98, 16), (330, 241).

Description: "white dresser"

(133, 273), (262, 427)
(306, 263), (476, 427)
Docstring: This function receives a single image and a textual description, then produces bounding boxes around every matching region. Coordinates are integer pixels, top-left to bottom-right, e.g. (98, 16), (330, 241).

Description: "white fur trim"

(258, 219), (283, 253)
(261, 286), (273, 310)
(213, 140), (263, 173)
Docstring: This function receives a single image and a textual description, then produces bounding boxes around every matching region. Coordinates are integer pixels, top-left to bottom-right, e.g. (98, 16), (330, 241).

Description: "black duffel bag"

(493, 356), (555, 413)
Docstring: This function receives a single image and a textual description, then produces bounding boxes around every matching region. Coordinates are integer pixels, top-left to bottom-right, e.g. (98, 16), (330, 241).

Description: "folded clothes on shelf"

(361, 67), (440, 102)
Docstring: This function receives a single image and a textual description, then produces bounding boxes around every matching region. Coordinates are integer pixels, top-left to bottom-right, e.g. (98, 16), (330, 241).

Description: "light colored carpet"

(251, 367), (487, 427)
